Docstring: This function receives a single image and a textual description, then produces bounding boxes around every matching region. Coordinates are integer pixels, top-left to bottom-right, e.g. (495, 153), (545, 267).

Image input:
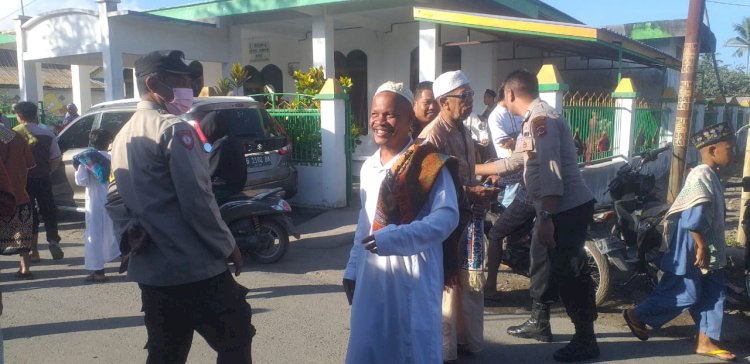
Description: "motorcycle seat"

(642, 203), (670, 219)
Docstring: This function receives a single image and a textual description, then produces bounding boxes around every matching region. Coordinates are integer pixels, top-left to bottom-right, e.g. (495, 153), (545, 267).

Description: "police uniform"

(517, 98), (597, 325)
(107, 50), (253, 363)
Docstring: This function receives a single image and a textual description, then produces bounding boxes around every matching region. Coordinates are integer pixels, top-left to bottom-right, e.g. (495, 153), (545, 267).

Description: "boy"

(623, 122), (736, 362)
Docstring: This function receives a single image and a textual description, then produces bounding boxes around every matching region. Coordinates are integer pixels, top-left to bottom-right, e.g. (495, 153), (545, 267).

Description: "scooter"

(587, 144), (673, 303)
(219, 187), (300, 264)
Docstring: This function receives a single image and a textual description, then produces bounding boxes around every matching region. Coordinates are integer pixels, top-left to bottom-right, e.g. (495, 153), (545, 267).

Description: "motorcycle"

(219, 187), (300, 264)
(483, 197), (610, 306)
(586, 144), (673, 304)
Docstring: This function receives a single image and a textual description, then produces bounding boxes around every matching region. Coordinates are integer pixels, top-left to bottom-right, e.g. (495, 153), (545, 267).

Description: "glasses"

(445, 90), (475, 102)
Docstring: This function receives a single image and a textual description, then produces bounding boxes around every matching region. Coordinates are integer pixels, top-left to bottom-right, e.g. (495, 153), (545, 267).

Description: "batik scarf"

(12, 124), (36, 146)
(661, 164), (726, 269)
(463, 213), (486, 292)
(372, 140), (465, 287)
(73, 148), (111, 185)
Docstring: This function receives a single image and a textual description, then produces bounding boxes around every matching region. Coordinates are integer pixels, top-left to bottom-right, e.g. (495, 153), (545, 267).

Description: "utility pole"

(667, 0), (705, 203)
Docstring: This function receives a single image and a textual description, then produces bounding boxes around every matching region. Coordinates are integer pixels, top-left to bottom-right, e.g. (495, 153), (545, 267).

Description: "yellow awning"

(414, 7), (681, 70)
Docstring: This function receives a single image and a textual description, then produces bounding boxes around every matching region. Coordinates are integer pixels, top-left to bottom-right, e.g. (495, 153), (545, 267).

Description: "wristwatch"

(538, 210), (556, 220)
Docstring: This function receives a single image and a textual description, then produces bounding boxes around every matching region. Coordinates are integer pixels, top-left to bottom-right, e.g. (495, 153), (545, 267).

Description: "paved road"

(1, 205), (748, 363)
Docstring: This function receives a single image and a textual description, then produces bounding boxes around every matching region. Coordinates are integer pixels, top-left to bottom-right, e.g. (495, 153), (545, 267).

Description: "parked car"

(52, 97), (298, 212)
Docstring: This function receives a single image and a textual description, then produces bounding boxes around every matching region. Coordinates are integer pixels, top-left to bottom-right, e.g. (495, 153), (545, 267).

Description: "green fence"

(563, 92), (622, 165)
(632, 101), (668, 154)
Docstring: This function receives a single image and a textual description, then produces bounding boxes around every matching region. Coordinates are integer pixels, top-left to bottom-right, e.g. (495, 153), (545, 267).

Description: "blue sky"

(1, 0), (746, 67)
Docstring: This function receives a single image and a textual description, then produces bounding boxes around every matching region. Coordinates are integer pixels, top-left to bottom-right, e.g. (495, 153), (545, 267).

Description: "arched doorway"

(260, 64), (283, 93)
(335, 50), (368, 135)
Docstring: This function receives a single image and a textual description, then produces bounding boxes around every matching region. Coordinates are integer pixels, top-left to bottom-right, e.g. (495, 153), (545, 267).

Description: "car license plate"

(246, 155), (272, 168)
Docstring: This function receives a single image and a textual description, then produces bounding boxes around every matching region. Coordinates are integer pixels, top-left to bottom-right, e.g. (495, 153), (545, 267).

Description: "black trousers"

(529, 200), (597, 323)
(487, 199), (536, 245)
(26, 178), (60, 242)
(139, 270), (255, 364)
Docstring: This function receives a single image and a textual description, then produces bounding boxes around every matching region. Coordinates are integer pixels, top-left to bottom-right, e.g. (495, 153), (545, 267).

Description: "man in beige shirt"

(419, 70), (497, 362)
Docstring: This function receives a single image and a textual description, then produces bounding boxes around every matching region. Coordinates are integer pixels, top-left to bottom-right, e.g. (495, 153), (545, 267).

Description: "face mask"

(154, 79), (193, 115)
(162, 87), (193, 115)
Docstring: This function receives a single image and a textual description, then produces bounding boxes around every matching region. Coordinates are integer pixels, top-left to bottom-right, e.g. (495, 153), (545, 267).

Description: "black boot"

(553, 321), (600, 362)
(507, 301), (553, 342)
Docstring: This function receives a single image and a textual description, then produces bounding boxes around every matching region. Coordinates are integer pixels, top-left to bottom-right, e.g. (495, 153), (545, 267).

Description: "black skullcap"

(691, 122), (734, 149)
(135, 50), (191, 77)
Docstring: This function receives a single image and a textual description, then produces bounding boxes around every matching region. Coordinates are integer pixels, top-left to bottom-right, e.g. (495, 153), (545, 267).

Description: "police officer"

(107, 50), (253, 363)
(502, 70), (598, 362)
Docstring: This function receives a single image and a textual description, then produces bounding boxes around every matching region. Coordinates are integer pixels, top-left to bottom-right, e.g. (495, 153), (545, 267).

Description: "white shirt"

(344, 140), (459, 364)
(488, 104), (523, 158)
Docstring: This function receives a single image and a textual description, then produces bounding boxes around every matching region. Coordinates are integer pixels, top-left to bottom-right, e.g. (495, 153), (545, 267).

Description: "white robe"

(75, 151), (119, 271)
(344, 142), (459, 364)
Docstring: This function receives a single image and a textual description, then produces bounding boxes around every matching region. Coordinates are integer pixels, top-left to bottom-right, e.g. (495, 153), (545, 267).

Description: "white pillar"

(15, 16), (42, 102)
(536, 65), (566, 114)
(418, 22), (441, 82)
(71, 65), (94, 112)
(98, 0), (123, 100)
(312, 15), (335, 78)
(615, 98), (635, 158)
(222, 23), (243, 76)
(612, 78), (637, 158)
(688, 103), (706, 164)
(715, 105), (725, 126)
(316, 78), (346, 207)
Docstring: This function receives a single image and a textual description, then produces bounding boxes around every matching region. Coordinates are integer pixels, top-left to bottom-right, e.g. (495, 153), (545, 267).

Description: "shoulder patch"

(176, 130), (194, 150)
(532, 117), (548, 138)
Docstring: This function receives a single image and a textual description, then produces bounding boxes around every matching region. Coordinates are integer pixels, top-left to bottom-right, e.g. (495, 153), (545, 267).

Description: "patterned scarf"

(73, 148), (111, 185)
(12, 124), (36, 146)
(661, 164), (724, 255)
(372, 140), (465, 287)
(463, 214), (486, 292)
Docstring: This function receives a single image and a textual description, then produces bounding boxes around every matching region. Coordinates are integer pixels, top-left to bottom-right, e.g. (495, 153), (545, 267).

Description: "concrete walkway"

(0, 203), (748, 363)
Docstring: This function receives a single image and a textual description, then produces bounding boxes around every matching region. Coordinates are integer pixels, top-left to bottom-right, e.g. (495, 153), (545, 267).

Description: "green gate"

(633, 100), (668, 154)
(563, 92), (622, 165)
(248, 93), (354, 204)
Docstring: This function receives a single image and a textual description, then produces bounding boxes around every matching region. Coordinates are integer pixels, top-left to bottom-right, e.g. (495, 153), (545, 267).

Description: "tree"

(696, 54), (750, 97)
(726, 17), (750, 72)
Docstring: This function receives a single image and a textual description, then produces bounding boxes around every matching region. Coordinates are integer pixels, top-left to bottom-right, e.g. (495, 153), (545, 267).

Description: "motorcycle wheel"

(249, 219), (290, 264)
(584, 240), (611, 307)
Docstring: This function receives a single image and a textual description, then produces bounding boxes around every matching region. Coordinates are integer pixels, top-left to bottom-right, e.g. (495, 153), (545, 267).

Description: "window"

(99, 111), (134, 136)
(58, 115), (95, 151)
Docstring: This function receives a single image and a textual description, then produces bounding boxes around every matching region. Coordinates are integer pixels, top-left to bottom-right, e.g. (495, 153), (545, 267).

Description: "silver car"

(52, 97), (298, 212)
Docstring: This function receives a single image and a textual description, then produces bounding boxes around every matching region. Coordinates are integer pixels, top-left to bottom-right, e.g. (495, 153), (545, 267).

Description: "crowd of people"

(0, 48), (739, 364)
(344, 69), (738, 363)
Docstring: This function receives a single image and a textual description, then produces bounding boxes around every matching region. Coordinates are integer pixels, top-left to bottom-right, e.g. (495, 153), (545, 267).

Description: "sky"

(1, 0), (747, 68)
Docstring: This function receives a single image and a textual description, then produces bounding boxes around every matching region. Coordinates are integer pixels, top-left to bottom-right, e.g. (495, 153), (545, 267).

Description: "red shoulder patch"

(176, 130), (194, 150)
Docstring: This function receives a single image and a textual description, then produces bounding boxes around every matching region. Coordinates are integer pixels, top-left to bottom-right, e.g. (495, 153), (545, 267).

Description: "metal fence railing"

(563, 92), (621, 165)
(633, 100), (668, 154)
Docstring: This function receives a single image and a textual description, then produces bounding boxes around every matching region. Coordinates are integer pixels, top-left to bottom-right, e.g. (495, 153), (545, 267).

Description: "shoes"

(622, 309), (649, 341)
(15, 271), (35, 280)
(48, 241), (64, 260)
(507, 301), (553, 342)
(84, 274), (109, 283)
(553, 337), (600, 362)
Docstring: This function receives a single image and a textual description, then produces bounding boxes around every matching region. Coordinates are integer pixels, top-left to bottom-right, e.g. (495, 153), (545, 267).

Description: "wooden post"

(667, 0), (705, 203)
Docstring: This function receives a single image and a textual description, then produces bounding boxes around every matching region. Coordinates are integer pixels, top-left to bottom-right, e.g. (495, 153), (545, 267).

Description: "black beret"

(135, 50), (191, 77)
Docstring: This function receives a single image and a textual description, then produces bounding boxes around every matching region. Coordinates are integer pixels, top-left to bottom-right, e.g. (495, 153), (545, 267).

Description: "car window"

(58, 115), (95, 151)
(198, 108), (280, 138)
(99, 111), (134, 136)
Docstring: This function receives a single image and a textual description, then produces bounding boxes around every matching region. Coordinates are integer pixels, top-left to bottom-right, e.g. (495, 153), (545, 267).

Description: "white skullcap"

(433, 70), (470, 98)
(374, 81), (414, 105)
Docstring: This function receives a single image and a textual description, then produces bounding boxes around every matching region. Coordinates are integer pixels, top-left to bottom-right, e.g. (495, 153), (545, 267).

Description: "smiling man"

(343, 81), (460, 363)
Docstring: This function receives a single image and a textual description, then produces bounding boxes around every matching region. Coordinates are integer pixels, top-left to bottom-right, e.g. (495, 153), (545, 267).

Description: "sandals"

(623, 309), (649, 341)
(15, 271), (35, 280)
(84, 274), (109, 283)
(697, 349), (737, 362)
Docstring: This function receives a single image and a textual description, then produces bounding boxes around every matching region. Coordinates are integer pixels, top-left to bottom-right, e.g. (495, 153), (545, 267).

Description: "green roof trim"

(0, 34), (16, 45)
(148, 0), (351, 20)
(538, 83), (568, 92)
(315, 93), (348, 100)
